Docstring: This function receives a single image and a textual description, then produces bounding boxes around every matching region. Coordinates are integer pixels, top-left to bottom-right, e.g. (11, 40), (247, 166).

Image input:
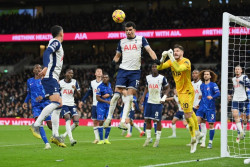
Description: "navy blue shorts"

(91, 106), (97, 120)
(32, 99), (51, 121)
(115, 69), (141, 89)
(97, 104), (109, 121)
(145, 103), (163, 121)
(60, 105), (78, 117)
(41, 78), (60, 97)
(174, 111), (184, 120)
(196, 107), (216, 123)
(232, 101), (249, 114)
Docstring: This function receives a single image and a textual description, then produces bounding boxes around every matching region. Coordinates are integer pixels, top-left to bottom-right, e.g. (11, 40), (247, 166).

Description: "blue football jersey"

(199, 82), (220, 110)
(96, 82), (113, 106)
(25, 78), (46, 107)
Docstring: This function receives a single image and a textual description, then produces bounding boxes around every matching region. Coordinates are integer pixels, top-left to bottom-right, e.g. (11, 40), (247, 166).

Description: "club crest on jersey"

(149, 84), (159, 89)
(63, 89), (73, 94)
(124, 44), (137, 51)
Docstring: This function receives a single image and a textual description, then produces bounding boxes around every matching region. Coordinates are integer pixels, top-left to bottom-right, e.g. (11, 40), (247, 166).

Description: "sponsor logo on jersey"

(124, 44), (137, 51)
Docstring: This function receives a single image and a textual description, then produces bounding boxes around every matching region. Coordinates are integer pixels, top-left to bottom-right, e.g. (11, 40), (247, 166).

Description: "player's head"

(65, 69), (73, 80)
(51, 25), (64, 41)
(151, 63), (158, 76)
(192, 69), (200, 81)
(33, 64), (42, 75)
(173, 44), (184, 60)
(199, 70), (217, 83)
(235, 65), (242, 76)
(95, 68), (103, 78)
(102, 72), (109, 84)
(125, 21), (136, 39)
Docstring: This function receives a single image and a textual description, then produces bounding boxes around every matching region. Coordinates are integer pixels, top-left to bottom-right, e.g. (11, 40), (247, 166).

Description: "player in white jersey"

(59, 69), (81, 146)
(191, 70), (206, 147)
(141, 63), (169, 147)
(30, 25), (66, 147)
(79, 68), (103, 144)
(166, 89), (189, 138)
(228, 66), (250, 142)
(104, 21), (160, 129)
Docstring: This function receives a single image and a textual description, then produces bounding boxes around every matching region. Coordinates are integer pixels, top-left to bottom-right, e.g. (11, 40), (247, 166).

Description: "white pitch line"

(140, 157), (221, 167)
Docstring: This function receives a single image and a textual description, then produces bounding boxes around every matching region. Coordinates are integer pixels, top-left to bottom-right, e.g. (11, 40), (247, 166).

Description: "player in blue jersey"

(79, 68), (103, 144)
(104, 21), (160, 129)
(23, 64), (52, 149)
(30, 25), (66, 147)
(119, 95), (145, 137)
(96, 72), (113, 144)
(59, 69), (81, 146)
(196, 70), (220, 149)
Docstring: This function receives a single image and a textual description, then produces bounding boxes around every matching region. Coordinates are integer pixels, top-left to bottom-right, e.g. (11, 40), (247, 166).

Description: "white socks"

(34, 103), (59, 127)
(156, 131), (162, 141)
(236, 122), (243, 133)
(65, 120), (73, 140)
(243, 123), (247, 134)
(121, 95), (133, 122)
(201, 123), (207, 143)
(172, 124), (176, 136)
(107, 93), (120, 120)
(94, 127), (99, 140)
(62, 122), (77, 138)
(51, 109), (61, 137)
(133, 123), (142, 133)
(146, 129), (151, 139)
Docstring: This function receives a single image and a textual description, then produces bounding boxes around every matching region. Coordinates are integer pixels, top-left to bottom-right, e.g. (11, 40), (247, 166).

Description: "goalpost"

(221, 12), (250, 158)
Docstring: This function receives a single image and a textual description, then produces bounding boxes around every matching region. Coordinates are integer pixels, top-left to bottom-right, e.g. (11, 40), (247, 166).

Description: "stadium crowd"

(0, 3), (249, 34)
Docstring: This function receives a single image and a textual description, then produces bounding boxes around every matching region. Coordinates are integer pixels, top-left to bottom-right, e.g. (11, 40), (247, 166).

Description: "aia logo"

(94, 89), (97, 93)
(195, 89), (199, 94)
(63, 89), (73, 94)
(149, 84), (159, 89)
(124, 44), (137, 51)
(61, 55), (64, 61)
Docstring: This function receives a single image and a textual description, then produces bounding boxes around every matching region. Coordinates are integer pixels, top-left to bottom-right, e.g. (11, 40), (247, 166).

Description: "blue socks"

(154, 122), (157, 134)
(209, 129), (215, 142)
(39, 127), (48, 144)
(105, 127), (111, 139)
(98, 127), (104, 140)
(143, 122), (146, 132)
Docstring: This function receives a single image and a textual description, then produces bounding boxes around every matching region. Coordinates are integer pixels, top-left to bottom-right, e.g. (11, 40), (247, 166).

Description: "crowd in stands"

(0, 3), (249, 34)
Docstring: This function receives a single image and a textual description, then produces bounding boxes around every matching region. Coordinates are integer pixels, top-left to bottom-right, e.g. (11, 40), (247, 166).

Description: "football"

(112, 9), (126, 23)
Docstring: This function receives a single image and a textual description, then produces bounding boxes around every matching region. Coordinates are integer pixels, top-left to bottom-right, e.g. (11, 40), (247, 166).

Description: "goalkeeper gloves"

(161, 49), (175, 62)
(167, 49), (175, 62)
(160, 51), (168, 63)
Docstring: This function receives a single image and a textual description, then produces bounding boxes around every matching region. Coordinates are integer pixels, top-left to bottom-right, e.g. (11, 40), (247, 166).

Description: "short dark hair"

(173, 44), (184, 51)
(103, 72), (109, 77)
(33, 64), (41, 69)
(66, 69), (72, 73)
(125, 21), (136, 29)
(51, 25), (63, 38)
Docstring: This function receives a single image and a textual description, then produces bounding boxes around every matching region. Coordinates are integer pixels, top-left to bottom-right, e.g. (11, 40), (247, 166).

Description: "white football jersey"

(44, 38), (64, 81)
(117, 36), (149, 70)
(192, 80), (202, 108)
(232, 75), (248, 101)
(146, 74), (168, 104)
(91, 79), (102, 106)
(173, 95), (183, 112)
(59, 79), (80, 106)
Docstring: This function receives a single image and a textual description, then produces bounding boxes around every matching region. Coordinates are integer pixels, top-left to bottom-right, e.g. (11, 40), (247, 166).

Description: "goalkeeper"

(157, 44), (203, 153)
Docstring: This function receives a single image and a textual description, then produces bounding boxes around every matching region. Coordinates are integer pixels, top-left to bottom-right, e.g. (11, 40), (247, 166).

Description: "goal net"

(221, 12), (250, 158)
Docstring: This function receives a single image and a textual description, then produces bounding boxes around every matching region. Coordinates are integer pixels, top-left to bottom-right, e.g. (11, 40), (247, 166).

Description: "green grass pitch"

(0, 126), (246, 167)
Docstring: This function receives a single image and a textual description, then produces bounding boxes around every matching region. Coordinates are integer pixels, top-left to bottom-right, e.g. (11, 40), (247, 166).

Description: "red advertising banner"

(0, 27), (249, 42)
(0, 118), (242, 130)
